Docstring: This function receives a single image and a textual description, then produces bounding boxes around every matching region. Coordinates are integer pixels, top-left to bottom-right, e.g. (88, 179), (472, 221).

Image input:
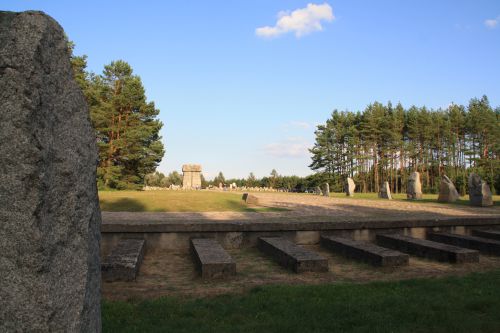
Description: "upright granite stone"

(345, 178), (355, 197)
(468, 173), (493, 207)
(407, 171), (423, 200)
(323, 183), (330, 197)
(378, 181), (392, 200)
(437, 175), (460, 203)
(0, 11), (101, 332)
(315, 186), (322, 195)
(182, 164), (202, 189)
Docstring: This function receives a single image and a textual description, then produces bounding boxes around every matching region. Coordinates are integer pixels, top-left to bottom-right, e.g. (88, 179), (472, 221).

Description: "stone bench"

(428, 232), (500, 256)
(101, 239), (146, 282)
(376, 234), (478, 263)
(320, 235), (409, 267)
(471, 229), (500, 241)
(258, 237), (328, 273)
(190, 238), (236, 279)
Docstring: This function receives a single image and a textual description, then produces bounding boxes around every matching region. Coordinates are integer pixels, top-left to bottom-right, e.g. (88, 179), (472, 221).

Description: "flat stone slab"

(428, 232), (500, 256)
(258, 237), (328, 273)
(320, 235), (409, 267)
(376, 234), (478, 263)
(190, 239), (236, 279)
(102, 239), (146, 282)
(471, 229), (500, 241)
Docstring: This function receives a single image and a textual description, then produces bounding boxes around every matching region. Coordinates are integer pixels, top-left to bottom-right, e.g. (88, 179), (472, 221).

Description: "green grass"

(103, 270), (500, 332)
(328, 192), (500, 206)
(98, 190), (286, 212)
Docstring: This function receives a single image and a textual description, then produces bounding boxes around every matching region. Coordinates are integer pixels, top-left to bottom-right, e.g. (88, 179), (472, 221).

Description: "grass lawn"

(98, 190), (285, 212)
(328, 192), (500, 206)
(102, 270), (500, 333)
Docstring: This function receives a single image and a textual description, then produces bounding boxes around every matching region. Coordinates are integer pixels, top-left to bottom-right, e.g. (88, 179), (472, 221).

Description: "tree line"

(70, 43), (165, 190)
(309, 96), (500, 194)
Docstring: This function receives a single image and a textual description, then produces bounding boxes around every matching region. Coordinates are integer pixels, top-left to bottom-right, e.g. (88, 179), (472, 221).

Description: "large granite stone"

(323, 183), (330, 197)
(345, 178), (355, 197)
(0, 11), (101, 332)
(182, 164), (202, 189)
(190, 238), (236, 279)
(437, 175), (460, 203)
(378, 181), (392, 200)
(407, 171), (423, 200)
(468, 173), (493, 207)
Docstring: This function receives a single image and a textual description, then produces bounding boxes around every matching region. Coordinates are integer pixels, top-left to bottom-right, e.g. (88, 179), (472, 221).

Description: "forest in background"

(310, 96), (500, 194)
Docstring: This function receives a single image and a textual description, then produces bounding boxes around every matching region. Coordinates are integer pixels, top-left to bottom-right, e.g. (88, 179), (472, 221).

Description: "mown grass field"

(98, 190), (285, 212)
(99, 190), (499, 212)
(102, 270), (500, 333)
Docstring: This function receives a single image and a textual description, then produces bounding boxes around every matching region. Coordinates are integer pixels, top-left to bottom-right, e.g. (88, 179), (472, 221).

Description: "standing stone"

(468, 173), (493, 207)
(315, 186), (322, 195)
(0, 11), (101, 332)
(182, 164), (202, 189)
(323, 183), (330, 197)
(378, 181), (392, 200)
(345, 178), (356, 197)
(437, 175), (460, 203)
(407, 171), (423, 200)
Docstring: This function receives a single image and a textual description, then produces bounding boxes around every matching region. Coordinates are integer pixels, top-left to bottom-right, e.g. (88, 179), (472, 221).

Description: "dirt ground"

(102, 245), (500, 301)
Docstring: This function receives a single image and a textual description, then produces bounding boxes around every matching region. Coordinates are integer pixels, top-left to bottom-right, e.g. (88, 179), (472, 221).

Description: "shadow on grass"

(99, 198), (147, 212)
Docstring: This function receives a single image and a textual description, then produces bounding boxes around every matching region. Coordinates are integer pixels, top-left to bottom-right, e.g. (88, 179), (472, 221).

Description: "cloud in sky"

(283, 121), (313, 130)
(256, 3), (334, 38)
(484, 16), (499, 29)
(264, 137), (311, 158)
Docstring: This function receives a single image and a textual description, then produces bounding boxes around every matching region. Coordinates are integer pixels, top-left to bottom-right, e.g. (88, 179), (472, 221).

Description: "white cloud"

(264, 137), (311, 158)
(256, 3), (334, 38)
(485, 16), (499, 29)
(283, 121), (313, 130)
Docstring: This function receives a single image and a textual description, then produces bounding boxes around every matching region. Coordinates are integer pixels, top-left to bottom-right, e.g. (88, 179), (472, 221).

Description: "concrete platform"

(471, 229), (500, 241)
(101, 239), (146, 281)
(376, 234), (479, 263)
(258, 237), (328, 273)
(428, 232), (500, 256)
(190, 238), (236, 279)
(320, 235), (409, 267)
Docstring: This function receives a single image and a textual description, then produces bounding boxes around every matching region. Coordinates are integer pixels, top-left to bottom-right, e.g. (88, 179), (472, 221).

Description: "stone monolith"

(378, 181), (392, 200)
(437, 175), (460, 203)
(345, 178), (355, 197)
(323, 183), (330, 197)
(468, 173), (493, 207)
(407, 171), (423, 200)
(0, 11), (101, 332)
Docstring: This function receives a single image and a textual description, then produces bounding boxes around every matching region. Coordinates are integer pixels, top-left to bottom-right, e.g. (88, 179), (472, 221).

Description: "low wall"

(101, 217), (500, 255)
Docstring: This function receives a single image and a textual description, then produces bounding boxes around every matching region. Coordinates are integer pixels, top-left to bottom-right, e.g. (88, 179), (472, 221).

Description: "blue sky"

(3, 1), (500, 179)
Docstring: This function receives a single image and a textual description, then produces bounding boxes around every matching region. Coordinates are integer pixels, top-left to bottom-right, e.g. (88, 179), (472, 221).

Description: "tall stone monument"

(468, 173), (493, 207)
(437, 175), (460, 203)
(378, 181), (392, 200)
(182, 164), (202, 189)
(0, 11), (101, 332)
(323, 183), (330, 197)
(407, 171), (423, 200)
(345, 178), (356, 197)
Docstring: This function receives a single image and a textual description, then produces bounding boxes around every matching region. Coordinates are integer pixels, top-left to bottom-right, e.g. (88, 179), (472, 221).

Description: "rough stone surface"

(376, 234), (478, 263)
(182, 164), (202, 189)
(258, 237), (328, 273)
(428, 232), (500, 256)
(437, 175), (460, 203)
(242, 193), (259, 205)
(315, 186), (322, 195)
(407, 172), (423, 200)
(378, 181), (392, 200)
(468, 173), (493, 207)
(320, 235), (408, 267)
(323, 183), (330, 197)
(190, 238), (236, 279)
(345, 178), (355, 197)
(0, 11), (101, 332)
(101, 239), (146, 282)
